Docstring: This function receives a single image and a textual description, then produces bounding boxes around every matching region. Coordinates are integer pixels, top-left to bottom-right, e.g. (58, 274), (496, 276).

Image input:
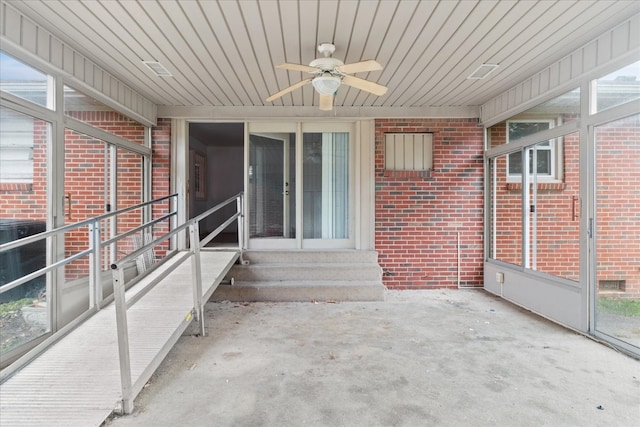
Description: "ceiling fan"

(266, 43), (388, 111)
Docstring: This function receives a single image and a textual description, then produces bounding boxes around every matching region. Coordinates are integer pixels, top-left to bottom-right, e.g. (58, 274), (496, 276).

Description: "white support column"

(171, 119), (188, 250)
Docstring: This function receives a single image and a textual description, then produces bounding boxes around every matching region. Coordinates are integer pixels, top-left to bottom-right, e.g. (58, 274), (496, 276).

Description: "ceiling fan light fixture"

(312, 74), (341, 95)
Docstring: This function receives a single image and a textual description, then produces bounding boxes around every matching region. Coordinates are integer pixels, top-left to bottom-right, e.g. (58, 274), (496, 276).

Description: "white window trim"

(506, 118), (564, 183)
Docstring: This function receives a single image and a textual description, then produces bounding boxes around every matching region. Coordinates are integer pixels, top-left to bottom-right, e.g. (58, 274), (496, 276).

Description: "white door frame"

(246, 121), (356, 250)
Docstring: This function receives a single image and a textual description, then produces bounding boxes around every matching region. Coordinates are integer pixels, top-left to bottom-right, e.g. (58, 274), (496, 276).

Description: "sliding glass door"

(303, 130), (350, 240)
(248, 133), (295, 241)
(247, 123), (354, 249)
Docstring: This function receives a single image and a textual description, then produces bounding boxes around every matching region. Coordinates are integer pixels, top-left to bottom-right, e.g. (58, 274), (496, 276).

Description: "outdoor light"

(312, 74), (341, 95)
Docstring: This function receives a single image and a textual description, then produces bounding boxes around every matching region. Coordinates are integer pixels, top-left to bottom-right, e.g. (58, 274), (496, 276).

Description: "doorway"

(188, 123), (244, 244)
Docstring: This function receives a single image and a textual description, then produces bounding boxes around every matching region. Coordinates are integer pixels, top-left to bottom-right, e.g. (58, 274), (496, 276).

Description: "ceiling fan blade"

(336, 60), (383, 74)
(342, 75), (388, 96)
(276, 63), (318, 73)
(266, 78), (312, 102)
(319, 94), (333, 111)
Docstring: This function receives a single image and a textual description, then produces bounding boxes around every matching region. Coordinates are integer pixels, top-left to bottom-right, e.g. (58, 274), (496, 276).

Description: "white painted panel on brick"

(385, 133), (433, 171)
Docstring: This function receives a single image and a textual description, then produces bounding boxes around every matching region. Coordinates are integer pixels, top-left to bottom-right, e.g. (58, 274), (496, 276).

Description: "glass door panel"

(594, 114), (640, 350)
(303, 132), (349, 239)
(0, 107), (51, 357)
(61, 130), (110, 326)
(248, 133), (295, 240)
(529, 134), (580, 281)
(114, 146), (144, 263)
(490, 152), (523, 267)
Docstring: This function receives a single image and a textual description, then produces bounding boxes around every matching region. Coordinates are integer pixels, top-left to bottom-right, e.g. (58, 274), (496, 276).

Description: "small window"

(593, 60), (640, 113)
(507, 120), (560, 181)
(0, 107), (35, 183)
(385, 133), (433, 171)
(0, 51), (52, 109)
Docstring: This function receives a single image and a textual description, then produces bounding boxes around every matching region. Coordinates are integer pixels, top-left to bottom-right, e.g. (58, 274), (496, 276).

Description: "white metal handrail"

(0, 193), (176, 254)
(0, 193), (180, 380)
(0, 194), (179, 303)
(109, 191), (245, 414)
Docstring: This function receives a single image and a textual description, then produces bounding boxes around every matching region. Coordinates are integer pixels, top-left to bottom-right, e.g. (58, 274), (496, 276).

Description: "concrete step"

(211, 280), (386, 302)
(228, 262), (382, 282)
(213, 250), (386, 302)
(241, 250), (379, 265)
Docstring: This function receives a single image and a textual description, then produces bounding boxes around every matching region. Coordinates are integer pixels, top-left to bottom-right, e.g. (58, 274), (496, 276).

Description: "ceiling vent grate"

(142, 61), (172, 77)
(467, 63), (499, 79)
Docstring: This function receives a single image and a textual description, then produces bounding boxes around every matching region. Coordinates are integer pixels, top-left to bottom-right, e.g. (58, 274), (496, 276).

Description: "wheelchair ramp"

(0, 249), (239, 427)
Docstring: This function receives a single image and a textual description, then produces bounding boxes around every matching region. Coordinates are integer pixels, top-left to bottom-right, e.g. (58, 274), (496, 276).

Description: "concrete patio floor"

(104, 290), (639, 427)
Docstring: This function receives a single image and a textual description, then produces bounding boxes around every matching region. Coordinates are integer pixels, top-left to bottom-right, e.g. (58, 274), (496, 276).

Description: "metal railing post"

(189, 222), (205, 336)
(237, 193), (248, 265)
(236, 194), (243, 251)
(112, 266), (133, 414)
(88, 221), (102, 309)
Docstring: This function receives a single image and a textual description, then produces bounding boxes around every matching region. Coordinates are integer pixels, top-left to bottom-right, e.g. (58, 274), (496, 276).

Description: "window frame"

(0, 108), (36, 183)
(506, 118), (563, 183)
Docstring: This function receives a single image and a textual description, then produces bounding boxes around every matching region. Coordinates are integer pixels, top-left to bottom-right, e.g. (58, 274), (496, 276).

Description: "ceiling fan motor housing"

(310, 43), (344, 72)
(317, 43), (336, 57)
(309, 57), (344, 72)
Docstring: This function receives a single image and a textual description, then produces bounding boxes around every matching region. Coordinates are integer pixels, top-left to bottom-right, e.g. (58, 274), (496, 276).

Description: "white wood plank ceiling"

(5, 0), (640, 115)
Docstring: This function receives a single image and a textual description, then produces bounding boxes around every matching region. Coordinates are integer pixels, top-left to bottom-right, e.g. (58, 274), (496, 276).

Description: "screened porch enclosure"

(485, 60), (640, 356)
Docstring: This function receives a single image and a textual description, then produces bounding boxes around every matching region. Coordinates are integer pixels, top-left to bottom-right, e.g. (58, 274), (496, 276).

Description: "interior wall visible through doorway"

(188, 122), (244, 243)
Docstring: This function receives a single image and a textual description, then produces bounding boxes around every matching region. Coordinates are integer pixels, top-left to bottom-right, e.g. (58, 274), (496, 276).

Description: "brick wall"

(0, 113), (172, 279)
(375, 119), (484, 289)
(151, 118), (172, 257)
(63, 112), (146, 277)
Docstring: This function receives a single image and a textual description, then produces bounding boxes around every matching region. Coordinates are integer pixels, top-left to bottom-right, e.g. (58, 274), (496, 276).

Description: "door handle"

(65, 193), (72, 220)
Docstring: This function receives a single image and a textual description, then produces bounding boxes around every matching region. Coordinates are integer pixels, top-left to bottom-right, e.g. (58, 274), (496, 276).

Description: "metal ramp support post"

(189, 222), (205, 336)
(88, 221), (102, 310)
(112, 266), (134, 414)
(237, 193), (249, 265)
